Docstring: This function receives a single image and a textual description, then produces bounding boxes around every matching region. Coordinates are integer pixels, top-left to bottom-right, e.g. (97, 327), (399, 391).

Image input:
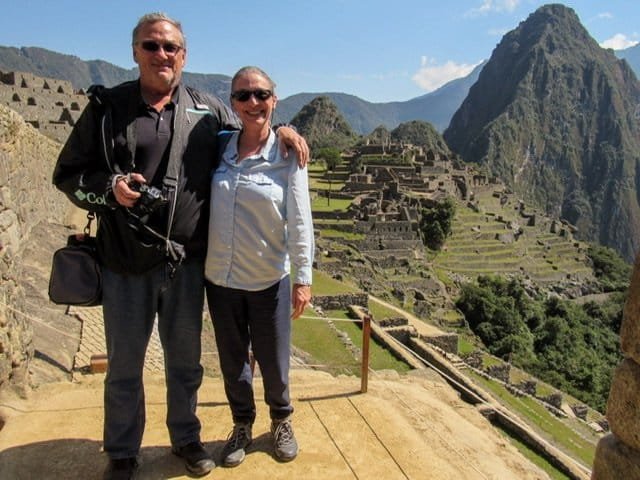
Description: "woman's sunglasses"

(138, 40), (183, 55)
(230, 89), (273, 102)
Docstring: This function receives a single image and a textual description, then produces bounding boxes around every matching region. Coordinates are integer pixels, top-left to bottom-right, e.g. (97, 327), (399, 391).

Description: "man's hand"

(291, 283), (312, 319)
(277, 126), (310, 166)
(113, 172), (145, 207)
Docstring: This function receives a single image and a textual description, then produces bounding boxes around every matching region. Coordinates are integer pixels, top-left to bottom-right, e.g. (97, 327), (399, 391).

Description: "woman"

(205, 66), (314, 467)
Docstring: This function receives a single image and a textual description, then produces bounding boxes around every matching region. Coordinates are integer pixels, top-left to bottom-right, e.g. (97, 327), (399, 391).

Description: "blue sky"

(1, 1), (638, 102)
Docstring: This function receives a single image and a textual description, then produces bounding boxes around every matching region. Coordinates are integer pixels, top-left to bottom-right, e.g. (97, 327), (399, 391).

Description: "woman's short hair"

(231, 66), (276, 92)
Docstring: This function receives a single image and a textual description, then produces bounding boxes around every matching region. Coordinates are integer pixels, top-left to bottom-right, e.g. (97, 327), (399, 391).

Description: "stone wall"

(421, 332), (458, 355)
(0, 105), (65, 394)
(312, 293), (368, 311)
(592, 253), (640, 478)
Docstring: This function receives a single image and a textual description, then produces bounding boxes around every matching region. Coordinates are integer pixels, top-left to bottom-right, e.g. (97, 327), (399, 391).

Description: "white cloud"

(600, 33), (639, 50)
(412, 57), (483, 93)
(466, 0), (520, 17)
(597, 12), (613, 20)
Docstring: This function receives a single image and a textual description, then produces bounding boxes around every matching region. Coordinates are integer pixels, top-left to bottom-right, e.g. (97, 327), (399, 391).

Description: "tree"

(420, 197), (456, 250)
(315, 147), (342, 171)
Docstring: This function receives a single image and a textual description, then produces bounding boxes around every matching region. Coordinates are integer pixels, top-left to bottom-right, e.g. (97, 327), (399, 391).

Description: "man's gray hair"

(132, 12), (186, 47)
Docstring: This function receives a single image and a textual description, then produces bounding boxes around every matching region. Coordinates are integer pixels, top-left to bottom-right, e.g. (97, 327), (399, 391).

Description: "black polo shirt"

(131, 96), (177, 233)
(134, 99), (176, 187)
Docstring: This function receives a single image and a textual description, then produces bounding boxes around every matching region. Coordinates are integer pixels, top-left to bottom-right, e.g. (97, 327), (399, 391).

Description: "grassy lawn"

(318, 229), (365, 241)
(292, 312), (361, 376)
(325, 310), (412, 373)
(457, 335), (477, 356)
(368, 301), (403, 321)
(312, 269), (360, 295)
(311, 197), (352, 212)
(467, 371), (596, 467)
(482, 354), (504, 368)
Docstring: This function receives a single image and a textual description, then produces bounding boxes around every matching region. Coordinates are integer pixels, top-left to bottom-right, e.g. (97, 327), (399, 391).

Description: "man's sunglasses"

(138, 40), (183, 55)
(230, 89), (273, 102)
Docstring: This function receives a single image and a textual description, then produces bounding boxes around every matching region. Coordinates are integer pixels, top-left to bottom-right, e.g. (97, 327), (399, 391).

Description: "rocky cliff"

(444, 4), (640, 261)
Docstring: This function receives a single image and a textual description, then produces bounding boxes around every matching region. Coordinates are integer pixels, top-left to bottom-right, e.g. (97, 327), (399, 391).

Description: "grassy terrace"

(313, 268), (360, 295)
(326, 309), (412, 373)
(467, 371), (597, 468)
(499, 430), (571, 480)
(308, 163), (347, 191)
(319, 229), (365, 241)
(311, 196), (352, 212)
(367, 300), (403, 321)
(432, 199), (593, 283)
(292, 310), (361, 376)
(291, 269), (412, 376)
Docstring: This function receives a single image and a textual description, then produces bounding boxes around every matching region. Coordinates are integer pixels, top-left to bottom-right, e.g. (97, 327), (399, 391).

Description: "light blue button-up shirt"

(205, 130), (314, 291)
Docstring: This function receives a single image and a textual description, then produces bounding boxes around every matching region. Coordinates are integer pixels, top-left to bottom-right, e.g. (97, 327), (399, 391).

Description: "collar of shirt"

(135, 83), (180, 112)
(223, 129), (277, 166)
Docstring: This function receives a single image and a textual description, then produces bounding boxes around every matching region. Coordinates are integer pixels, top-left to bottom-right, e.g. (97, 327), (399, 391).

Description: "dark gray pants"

(206, 276), (293, 425)
(102, 260), (205, 458)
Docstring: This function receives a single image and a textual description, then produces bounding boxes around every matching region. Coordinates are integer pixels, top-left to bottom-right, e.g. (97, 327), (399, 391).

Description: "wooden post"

(361, 315), (371, 393)
(90, 353), (108, 373)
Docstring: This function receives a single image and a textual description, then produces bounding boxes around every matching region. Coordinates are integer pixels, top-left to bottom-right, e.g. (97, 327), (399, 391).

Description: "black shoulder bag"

(48, 212), (102, 306)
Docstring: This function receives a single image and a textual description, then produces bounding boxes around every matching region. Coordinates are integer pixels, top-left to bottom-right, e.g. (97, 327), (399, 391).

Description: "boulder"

(621, 253), (640, 364)
(605, 358), (640, 451)
(591, 433), (640, 480)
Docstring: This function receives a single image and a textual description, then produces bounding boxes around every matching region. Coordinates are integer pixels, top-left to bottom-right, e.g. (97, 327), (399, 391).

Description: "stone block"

(621, 253), (640, 364)
(591, 433), (640, 480)
(606, 358), (640, 451)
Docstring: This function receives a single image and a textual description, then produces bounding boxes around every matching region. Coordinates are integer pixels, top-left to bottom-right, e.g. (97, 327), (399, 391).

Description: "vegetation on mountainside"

(363, 125), (391, 145)
(455, 275), (623, 411)
(290, 96), (359, 152)
(420, 198), (456, 250)
(390, 120), (451, 157)
(587, 244), (633, 292)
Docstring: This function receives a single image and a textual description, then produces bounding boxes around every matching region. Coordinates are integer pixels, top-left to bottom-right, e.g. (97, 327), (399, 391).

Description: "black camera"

(129, 181), (169, 216)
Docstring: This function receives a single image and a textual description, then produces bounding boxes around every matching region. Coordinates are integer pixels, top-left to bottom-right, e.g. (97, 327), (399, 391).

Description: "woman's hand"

(291, 283), (312, 319)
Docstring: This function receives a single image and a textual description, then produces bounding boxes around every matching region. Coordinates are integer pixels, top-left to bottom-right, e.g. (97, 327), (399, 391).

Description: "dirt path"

(0, 369), (550, 480)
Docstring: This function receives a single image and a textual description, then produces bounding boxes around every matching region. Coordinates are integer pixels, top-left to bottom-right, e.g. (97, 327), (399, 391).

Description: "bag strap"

(84, 211), (96, 236)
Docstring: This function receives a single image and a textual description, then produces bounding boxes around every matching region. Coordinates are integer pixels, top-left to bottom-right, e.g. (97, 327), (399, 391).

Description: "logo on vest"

(75, 189), (106, 205)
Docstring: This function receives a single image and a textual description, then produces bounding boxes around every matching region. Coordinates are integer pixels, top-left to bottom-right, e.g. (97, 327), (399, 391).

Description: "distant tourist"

(52, 13), (307, 480)
(205, 66), (314, 467)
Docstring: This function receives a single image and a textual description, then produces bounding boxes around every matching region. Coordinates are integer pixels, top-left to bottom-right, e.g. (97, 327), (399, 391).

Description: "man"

(52, 12), (308, 480)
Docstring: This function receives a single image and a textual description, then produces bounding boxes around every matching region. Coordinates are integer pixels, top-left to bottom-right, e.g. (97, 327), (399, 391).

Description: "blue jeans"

(102, 259), (205, 458)
(206, 276), (293, 424)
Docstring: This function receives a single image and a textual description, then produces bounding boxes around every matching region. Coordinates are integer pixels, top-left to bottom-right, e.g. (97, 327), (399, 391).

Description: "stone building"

(0, 70), (88, 144)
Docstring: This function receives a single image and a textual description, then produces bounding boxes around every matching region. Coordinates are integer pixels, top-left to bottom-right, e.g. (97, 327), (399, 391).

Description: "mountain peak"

(290, 95), (357, 150)
(444, 2), (640, 261)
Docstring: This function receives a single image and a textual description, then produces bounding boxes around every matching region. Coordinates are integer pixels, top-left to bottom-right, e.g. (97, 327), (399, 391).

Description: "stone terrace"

(0, 71), (88, 144)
